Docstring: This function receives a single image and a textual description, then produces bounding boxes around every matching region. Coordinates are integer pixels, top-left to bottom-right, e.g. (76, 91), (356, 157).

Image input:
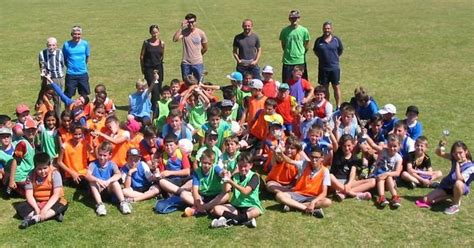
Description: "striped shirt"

(39, 49), (65, 78)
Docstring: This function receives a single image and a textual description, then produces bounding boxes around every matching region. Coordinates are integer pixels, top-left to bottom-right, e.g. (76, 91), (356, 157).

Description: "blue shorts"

(288, 192), (315, 203)
(65, 73), (90, 97)
(318, 69), (340, 85)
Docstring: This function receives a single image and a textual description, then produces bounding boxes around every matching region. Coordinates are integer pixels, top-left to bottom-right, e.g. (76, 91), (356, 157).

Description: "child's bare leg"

(266, 181), (290, 194)
(386, 176), (398, 197)
(245, 207), (261, 219)
(108, 181), (125, 202)
(211, 204), (236, 217)
(203, 193), (230, 211)
(159, 180), (180, 194)
(401, 171), (420, 184)
(329, 174), (345, 192)
(131, 186), (160, 202)
(180, 190), (194, 205)
(90, 184), (103, 204)
(452, 180), (465, 205)
(377, 178), (386, 197)
(425, 188), (448, 203)
(430, 170), (443, 182)
(180, 180), (192, 191)
(314, 198), (332, 209)
(275, 192), (307, 211)
(350, 178), (376, 193)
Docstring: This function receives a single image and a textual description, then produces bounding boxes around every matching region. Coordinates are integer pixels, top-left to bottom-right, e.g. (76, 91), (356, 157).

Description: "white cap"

(249, 79), (263, 89)
(378, 104), (396, 115)
(262, 65), (274, 74)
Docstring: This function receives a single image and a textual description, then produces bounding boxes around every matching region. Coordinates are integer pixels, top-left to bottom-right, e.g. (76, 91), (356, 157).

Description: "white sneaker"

(120, 201), (132, 214)
(243, 218), (257, 228)
(211, 217), (229, 228)
(282, 205), (291, 212)
(96, 203), (107, 216)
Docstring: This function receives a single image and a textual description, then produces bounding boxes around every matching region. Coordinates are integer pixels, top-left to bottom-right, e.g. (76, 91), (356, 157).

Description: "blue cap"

(226, 72), (243, 82)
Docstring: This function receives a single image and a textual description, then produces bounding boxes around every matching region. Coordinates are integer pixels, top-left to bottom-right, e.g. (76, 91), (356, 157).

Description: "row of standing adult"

(38, 10), (343, 115)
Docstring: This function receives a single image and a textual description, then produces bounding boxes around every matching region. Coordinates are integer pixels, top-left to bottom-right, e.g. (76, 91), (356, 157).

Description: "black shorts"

(234, 206), (251, 214)
(163, 176), (192, 187)
(201, 194), (219, 203)
(318, 69), (340, 85)
(15, 200), (68, 219)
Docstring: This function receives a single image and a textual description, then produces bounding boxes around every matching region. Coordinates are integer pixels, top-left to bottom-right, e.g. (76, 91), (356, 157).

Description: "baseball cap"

(278, 83), (290, 91)
(23, 118), (37, 130)
(205, 129), (219, 138)
(406, 105), (419, 115)
(0, 127), (12, 136)
(128, 148), (141, 157)
(378, 104), (396, 115)
(249, 79), (263, 90)
(262, 65), (274, 74)
(220, 99), (234, 108)
(16, 104), (30, 114)
(226, 72), (243, 82)
(126, 118), (141, 133)
(289, 10), (300, 18)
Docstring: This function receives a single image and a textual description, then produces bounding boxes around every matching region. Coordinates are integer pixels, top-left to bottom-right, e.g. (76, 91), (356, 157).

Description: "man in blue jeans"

(63, 25), (90, 98)
(173, 13), (208, 81)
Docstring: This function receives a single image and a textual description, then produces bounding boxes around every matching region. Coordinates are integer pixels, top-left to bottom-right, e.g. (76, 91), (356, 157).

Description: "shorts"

(288, 192), (315, 203)
(15, 199), (68, 219)
(318, 69), (340, 85)
(337, 179), (347, 185)
(439, 184), (470, 196)
(134, 184), (159, 193)
(201, 194), (219, 203)
(163, 176), (192, 187)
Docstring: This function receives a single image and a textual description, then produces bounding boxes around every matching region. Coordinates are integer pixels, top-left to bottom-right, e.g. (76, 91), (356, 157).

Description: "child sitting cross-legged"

(14, 152), (68, 229)
(180, 149), (229, 217)
(85, 141), (132, 216)
(275, 147), (332, 218)
(210, 152), (263, 228)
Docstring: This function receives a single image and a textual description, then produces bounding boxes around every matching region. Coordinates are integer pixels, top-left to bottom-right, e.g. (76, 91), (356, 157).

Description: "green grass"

(1, 0), (474, 246)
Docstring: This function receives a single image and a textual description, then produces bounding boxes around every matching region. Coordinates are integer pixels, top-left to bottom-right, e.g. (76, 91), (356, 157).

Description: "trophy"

(441, 129), (450, 142)
(222, 160), (230, 183)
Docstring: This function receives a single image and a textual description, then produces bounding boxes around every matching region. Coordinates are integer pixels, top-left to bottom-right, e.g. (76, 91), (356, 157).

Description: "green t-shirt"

(235, 88), (251, 108)
(154, 99), (171, 132)
(40, 128), (59, 159)
(7, 139), (35, 182)
(230, 170), (263, 213)
(195, 165), (223, 196)
(279, 25), (310, 65)
(188, 103), (207, 129)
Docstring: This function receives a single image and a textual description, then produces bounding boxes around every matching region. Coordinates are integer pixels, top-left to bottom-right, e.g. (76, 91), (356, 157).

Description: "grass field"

(1, 0), (474, 246)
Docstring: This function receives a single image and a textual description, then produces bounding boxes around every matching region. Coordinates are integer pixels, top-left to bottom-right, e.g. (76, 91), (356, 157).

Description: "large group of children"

(0, 63), (473, 230)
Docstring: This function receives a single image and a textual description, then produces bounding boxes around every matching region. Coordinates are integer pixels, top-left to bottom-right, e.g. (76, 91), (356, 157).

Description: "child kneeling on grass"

(275, 147), (332, 218)
(15, 152), (68, 229)
(180, 149), (229, 217)
(416, 140), (474, 215)
(210, 152), (263, 228)
(85, 141), (132, 216)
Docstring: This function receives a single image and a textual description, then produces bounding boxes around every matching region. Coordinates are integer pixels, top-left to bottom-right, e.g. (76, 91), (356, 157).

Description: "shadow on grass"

(401, 195), (422, 203)
(265, 203), (285, 212)
(115, 105), (129, 112)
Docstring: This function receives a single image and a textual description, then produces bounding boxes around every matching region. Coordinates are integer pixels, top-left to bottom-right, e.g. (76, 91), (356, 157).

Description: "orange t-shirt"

(292, 166), (328, 197)
(58, 127), (73, 143)
(266, 158), (298, 185)
(62, 139), (89, 177)
(246, 95), (267, 123)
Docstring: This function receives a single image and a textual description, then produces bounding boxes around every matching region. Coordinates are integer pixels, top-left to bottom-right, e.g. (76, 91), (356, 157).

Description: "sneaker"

(391, 195), (401, 208)
(444, 204), (460, 215)
(378, 196), (389, 207)
(312, 208), (325, 218)
(407, 182), (416, 190)
(430, 182), (440, 188)
(282, 205), (290, 212)
(242, 218), (257, 228)
(182, 207), (196, 217)
(335, 192), (346, 202)
(415, 199), (431, 208)
(120, 201), (132, 214)
(211, 216), (229, 228)
(355, 192), (372, 201)
(19, 217), (37, 229)
(96, 203), (107, 216)
(55, 213), (64, 222)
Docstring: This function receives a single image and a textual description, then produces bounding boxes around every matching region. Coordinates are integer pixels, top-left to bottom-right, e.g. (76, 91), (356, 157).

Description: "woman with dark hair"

(140, 24), (164, 117)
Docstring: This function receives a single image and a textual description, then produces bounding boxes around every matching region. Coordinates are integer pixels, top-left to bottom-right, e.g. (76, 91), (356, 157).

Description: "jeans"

(181, 63), (204, 82)
(236, 64), (261, 80)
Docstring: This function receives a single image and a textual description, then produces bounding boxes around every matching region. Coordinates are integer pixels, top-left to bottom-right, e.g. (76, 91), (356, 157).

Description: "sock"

(222, 211), (249, 224)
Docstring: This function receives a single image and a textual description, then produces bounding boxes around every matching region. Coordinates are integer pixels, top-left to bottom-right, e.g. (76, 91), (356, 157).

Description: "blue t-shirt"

(382, 117), (399, 137)
(88, 160), (118, 181)
(313, 35), (343, 70)
(161, 123), (193, 141)
(303, 138), (331, 155)
(407, 121), (423, 140)
(129, 90), (151, 118)
(63, 39), (90, 75)
(0, 145), (15, 169)
(121, 161), (152, 189)
(356, 100), (379, 121)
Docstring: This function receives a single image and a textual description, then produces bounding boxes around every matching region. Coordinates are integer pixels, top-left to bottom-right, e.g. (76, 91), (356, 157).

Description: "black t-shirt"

(143, 40), (164, 67)
(404, 151), (431, 171)
(238, 173), (259, 190)
(233, 33), (260, 61)
(330, 150), (361, 180)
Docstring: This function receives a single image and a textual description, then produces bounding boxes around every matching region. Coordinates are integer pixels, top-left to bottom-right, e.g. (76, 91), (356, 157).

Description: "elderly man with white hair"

(38, 36), (65, 116)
